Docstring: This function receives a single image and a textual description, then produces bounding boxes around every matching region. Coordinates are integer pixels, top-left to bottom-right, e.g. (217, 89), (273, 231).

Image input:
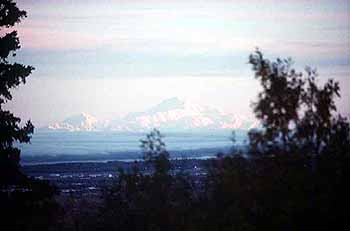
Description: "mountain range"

(45, 97), (259, 132)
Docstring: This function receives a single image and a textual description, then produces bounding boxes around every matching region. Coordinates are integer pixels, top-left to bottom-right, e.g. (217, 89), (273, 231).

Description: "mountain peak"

(63, 113), (97, 124)
(46, 99), (259, 132)
(47, 113), (99, 131)
(147, 97), (185, 113)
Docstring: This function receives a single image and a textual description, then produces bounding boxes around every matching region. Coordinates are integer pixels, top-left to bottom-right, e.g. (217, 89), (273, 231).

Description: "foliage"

(0, 0), (35, 186)
(206, 154), (350, 230)
(202, 49), (350, 230)
(140, 128), (171, 174)
(99, 130), (196, 231)
(30, 45), (347, 231)
(248, 49), (350, 156)
(0, 1), (62, 230)
(94, 51), (350, 231)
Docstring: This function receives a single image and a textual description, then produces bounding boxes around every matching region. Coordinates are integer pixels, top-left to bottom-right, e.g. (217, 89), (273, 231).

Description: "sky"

(4, 0), (350, 127)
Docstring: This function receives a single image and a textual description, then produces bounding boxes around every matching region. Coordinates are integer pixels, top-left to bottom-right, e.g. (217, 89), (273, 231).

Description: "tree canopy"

(0, 0), (35, 186)
(248, 49), (349, 156)
(140, 128), (171, 174)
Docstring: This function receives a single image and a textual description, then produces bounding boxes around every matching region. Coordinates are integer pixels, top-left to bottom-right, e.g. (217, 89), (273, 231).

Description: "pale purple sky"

(4, 0), (350, 126)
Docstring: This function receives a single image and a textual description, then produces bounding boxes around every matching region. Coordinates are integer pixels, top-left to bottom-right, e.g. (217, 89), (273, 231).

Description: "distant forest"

(1, 1), (349, 231)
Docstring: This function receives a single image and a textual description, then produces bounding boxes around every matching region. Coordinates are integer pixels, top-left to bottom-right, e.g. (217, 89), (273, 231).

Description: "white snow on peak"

(47, 98), (259, 132)
(48, 113), (99, 131)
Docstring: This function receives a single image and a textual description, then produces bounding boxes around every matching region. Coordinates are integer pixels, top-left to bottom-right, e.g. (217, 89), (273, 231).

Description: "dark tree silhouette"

(0, 0), (34, 186)
(0, 2), (62, 230)
(80, 51), (349, 231)
(248, 50), (305, 154)
(248, 49), (350, 156)
(202, 50), (350, 231)
(297, 69), (350, 156)
(99, 129), (195, 231)
(140, 128), (171, 174)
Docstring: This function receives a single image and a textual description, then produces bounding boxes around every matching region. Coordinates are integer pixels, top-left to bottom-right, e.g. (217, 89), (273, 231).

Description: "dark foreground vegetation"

(1, 1), (349, 230)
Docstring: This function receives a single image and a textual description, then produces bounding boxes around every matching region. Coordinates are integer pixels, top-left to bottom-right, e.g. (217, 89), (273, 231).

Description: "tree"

(247, 49), (350, 156)
(247, 49), (304, 154)
(140, 128), (171, 174)
(99, 130), (196, 231)
(0, 2), (62, 230)
(244, 49), (350, 230)
(297, 68), (350, 156)
(0, 0), (35, 186)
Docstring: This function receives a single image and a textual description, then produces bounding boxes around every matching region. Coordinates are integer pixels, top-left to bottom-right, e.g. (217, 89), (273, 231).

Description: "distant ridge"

(48, 113), (98, 131)
(45, 98), (259, 132)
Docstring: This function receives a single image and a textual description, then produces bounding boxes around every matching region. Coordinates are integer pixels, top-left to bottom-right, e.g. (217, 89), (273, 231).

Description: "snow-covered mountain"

(47, 113), (100, 131)
(46, 97), (259, 132)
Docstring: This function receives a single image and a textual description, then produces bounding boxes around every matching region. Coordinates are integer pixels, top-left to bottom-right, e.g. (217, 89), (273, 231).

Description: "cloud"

(12, 0), (347, 55)
(17, 27), (103, 50)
